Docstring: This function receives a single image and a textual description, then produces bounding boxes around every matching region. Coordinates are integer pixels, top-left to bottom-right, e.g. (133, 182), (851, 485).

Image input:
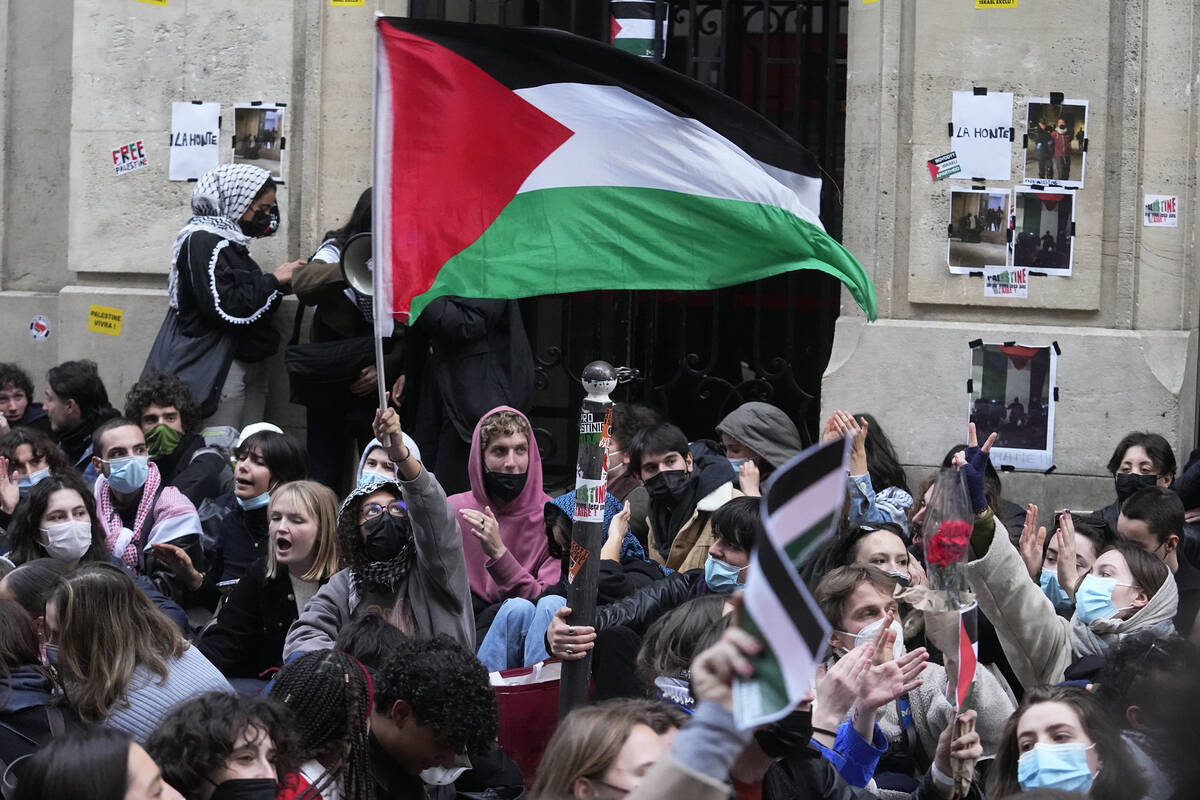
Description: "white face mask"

(420, 755), (471, 786)
(40, 519), (93, 562)
(837, 617), (905, 661)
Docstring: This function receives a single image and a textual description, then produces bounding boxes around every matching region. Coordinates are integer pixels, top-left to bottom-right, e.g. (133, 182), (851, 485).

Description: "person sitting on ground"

(355, 434), (421, 487)
(448, 406), (555, 632)
(1115, 486), (1200, 641)
(197, 480), (341, 681)
(153, 427), (308, 612)
(0, 427), (69, 531)
(547, 495), (757, 699)
(815, 565), (1015, 793)
(4, 472), (189, 631)
(988, 685), (1152, 799)
(284, 408), (474, 655)
(268, 650), (375, 800)
(90, 417), (205, 602)
(824, 410), (914, 534)
(635, 594), (729, 710)
(476, 491), (662, 671)
(11, 727), (184, 800)
(531, 698), (687, 799)
(1095, 431), (1176, 536)
(42, 359), (118, 484)
(629, 421), (740, 573)
(941, 441), (1029, 538)
(123, 372), (231, 509)
(1016, 505), (1109, 618)
(145, 692), (300, 800)
(605, 403), (663, 547)
(0, 599), (87, 768)
(0, 559), (69, 651)
(46, 563), (232, 741)
(715, 400), (804, 498)
(0, 363), (50, 436)
(366, 634), (499, 798)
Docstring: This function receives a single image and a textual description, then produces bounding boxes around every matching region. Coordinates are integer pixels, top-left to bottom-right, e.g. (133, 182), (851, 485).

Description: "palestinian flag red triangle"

(610, 15), (622, 43)
(376, 23), (574, 311)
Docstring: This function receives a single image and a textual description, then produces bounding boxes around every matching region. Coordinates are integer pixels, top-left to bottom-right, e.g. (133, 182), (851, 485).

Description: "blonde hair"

(530, 699), (684, 799)
(478, 410), (531, 451)
(265, 480), (341, 582)
(49, 562), (186, 721)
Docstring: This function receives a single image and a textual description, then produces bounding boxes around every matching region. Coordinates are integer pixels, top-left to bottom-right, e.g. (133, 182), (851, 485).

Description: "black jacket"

(154, 433), (231, 509)
(594, 569), (708, 636)
(0, 667), (88, 770)
(12, 403), (50, 435)
(410, 297), (533, 443)
(175, 232), (282, 362)
(197, 558), (322, 679)
(192, 500), (270, 611)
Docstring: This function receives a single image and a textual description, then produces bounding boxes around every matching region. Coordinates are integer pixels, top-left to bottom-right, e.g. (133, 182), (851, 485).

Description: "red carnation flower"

(926, 519), (972, 567)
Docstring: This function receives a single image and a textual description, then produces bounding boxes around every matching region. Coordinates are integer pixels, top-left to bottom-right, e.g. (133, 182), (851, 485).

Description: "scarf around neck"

(1069, 570), (1179, 658)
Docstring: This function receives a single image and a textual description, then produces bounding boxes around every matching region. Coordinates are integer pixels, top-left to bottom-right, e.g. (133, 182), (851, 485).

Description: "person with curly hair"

(367, 634), (498, 797)
(268, 650), (375, 800)
(145, 691), (300, 800)
(284, 409), (473, 656)
(123, 372), (230, 508)
(0, 362), (49, 435)
(0, 426), (69, 531)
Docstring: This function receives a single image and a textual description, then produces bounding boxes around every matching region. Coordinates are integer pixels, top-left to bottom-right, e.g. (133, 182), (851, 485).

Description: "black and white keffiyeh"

(168, 164), (271, 308)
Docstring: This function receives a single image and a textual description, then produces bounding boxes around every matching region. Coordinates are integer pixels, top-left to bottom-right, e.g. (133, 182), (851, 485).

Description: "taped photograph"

(968, 342), (1057, 471)
(1011, 187), (1074, 275)
(1023, 98), (1087, 187)
(948, 188), (1009, 274)
(233, 104), (284, 181)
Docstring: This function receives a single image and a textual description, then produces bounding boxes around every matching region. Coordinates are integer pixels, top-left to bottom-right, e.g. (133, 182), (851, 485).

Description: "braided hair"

(268, 650), (375, 800)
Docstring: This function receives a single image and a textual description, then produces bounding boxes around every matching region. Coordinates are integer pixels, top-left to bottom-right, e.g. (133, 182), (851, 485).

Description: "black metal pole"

(558, 361), (617, 718)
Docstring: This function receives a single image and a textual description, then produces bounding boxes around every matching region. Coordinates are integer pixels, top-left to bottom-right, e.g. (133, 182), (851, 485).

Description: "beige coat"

(646, 482), (741, 572)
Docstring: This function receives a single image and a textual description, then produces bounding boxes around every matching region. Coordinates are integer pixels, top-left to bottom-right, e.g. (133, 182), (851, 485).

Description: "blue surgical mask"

(236, 491), (271, 511)
(103, 455), (150, 494)
(17, 467), (50, 497)
(728, 457), (749, 472)
(704, 555), (746, 594)
(43, 643), (58, 667)
(1040, 569), (1073, 613)
(1017, 742), (1096, 792)
(358, 470), (392, 488)
(1074, 575), (1124, 625)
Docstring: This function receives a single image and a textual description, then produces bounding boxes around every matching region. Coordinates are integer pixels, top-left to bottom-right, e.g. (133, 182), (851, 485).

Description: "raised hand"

(1018, 503), (1046, 579)
(0, 456), (18, 515)
(690, 624), (762, 712)
(461, 506), (505, 560)
(1057, 512), (1080, 602)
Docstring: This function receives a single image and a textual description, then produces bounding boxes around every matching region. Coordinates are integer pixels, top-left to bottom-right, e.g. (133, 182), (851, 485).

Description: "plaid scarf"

(352, 540), (416, 591)
(96, 462), (163, 570)
(169, 163), (270, 307)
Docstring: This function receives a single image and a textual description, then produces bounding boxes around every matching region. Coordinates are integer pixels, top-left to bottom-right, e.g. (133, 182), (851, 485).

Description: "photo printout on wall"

(1023, 98), (1087, 188)
(233, 104), (285, 181)
(947, 188), (1010, 274)
(1010, 186), (1074, 276)
(968, 342), (1057, 471)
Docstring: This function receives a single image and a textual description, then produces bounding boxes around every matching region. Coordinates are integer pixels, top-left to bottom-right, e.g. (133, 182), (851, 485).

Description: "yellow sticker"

(330, 0), (366, 5)
(87, 305), (124, 337)
(863, 0), (879, 4)
(975, 0), (1017, 7)
(137, 0), (169, 6)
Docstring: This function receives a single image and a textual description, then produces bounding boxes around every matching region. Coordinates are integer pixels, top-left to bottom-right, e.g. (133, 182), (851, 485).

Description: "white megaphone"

(340, 232), (373, 295)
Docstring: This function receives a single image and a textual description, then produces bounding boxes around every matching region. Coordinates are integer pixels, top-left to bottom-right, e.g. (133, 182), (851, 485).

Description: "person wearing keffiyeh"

(169, 163), (306, 429)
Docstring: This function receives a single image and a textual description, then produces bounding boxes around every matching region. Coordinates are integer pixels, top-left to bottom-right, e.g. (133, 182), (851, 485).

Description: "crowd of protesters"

(0, 164), (1197, 799)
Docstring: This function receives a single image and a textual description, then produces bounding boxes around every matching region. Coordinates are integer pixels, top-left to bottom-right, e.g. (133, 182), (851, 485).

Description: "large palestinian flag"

(372, 17), (875, 333)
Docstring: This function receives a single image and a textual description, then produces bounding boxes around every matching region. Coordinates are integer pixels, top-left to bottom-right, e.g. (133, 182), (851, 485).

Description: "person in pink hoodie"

(449, 406), (555, 631)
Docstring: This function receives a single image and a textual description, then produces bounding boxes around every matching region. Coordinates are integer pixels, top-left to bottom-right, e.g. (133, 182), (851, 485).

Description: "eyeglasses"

(360, 500), (407, 523)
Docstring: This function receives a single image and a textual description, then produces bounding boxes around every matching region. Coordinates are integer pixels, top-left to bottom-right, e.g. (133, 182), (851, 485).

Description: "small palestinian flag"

(372, 18), (876, 333)
(953, 603), (979, 710)
(734, 436), (850, 727)
(611, 1), (668, 60)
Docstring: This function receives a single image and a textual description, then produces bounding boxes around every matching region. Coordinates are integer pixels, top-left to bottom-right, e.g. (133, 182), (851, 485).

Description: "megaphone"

(340, 232), (373, 296)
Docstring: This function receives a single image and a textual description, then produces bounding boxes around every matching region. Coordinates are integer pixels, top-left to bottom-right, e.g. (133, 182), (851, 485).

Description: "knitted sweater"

(102, 645), (233, 742)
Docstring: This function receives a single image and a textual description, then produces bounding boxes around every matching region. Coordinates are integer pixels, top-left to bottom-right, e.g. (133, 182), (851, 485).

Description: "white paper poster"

(1144, 195), (1179, 227)
(951, 91), (1014, 180)
(169, 102), (220, 181)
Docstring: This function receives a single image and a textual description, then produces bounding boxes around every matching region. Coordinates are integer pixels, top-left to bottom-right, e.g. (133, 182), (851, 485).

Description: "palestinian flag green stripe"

(407, 186), (873, 320)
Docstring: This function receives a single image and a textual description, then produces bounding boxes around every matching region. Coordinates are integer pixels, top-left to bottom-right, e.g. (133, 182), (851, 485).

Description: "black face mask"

(754, 708), (813, 758)
(239, 206), (279, 238)
(1115, 472), (1159, 504)
(362, 513), (411, 562)
(484, 470), (527, 503)
(644, 469), (690, 504)
(209, 779), (278, 800)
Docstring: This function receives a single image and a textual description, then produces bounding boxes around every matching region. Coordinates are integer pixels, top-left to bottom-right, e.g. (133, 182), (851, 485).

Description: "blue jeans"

(476, 595), (567, 671)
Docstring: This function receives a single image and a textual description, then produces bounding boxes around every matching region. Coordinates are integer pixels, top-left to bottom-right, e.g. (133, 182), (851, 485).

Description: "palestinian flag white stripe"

(613, 18), (659, 40)
(515, 83), (824, 230)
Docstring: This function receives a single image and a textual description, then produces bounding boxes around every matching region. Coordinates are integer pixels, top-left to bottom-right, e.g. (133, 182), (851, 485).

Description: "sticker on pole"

(573, 479), (606, 523)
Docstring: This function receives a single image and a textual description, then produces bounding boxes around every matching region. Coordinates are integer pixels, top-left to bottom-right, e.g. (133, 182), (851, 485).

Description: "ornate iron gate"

(409, 0), (848, 487)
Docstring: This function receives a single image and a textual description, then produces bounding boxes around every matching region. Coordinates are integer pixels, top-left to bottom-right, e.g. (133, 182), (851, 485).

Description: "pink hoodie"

(447, 405), (555, 604)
